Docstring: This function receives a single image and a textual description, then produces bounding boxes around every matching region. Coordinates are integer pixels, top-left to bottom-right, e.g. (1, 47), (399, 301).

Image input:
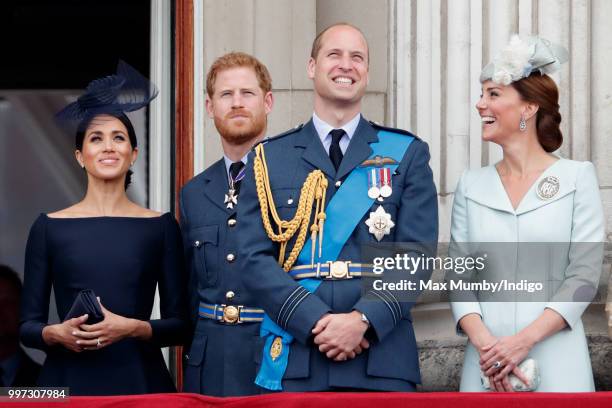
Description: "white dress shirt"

(312, 112), (361, 155)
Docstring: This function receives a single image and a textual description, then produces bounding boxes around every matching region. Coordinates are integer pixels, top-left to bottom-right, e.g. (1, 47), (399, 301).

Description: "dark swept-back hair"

(512, 72), (563, 153)
(75, 113), (137, 190)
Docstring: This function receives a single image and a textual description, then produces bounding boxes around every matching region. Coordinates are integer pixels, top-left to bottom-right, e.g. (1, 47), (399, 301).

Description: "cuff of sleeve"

(353, 295), (401, 342)
(35, 323), (49, 350)
(544, 302), (588, 331)
(148, 319), (164, 344)
(148, 319), (189, 346)
(451, 302), (483, 336)
(283, 291), (331, 345)
(21, 322), (50, 351)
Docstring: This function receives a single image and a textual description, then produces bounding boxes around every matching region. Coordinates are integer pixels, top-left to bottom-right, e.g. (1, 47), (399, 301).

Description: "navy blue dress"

(20, 213), (189, 396)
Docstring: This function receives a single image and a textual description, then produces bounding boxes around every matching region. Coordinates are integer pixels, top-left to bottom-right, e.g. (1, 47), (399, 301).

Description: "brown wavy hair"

(511, 72), (562, 152)
(206, 52), (272, 97)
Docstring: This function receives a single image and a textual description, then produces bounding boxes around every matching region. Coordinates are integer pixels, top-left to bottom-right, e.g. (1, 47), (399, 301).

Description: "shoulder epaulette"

(369, 121), (421, 140)
(255, 123), (305, 149)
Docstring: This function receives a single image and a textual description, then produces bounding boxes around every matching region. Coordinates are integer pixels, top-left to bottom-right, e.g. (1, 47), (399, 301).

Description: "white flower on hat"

(491, 35), (534, 85)
(480, 34), (569, 85)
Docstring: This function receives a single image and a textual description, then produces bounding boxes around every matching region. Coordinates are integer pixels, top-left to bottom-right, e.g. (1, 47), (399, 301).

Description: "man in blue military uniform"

(180, 52), (274, 396)
(236, 23), (438, 391)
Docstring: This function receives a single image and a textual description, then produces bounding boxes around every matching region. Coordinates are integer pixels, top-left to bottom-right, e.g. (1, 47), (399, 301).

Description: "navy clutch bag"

(64, 289), (104, 324)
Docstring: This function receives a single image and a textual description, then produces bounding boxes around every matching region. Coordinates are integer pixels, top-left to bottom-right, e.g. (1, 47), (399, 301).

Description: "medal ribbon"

(229, 166), (246, 189)
(368, 168), (380, 190)
(381, 168), (391, 189)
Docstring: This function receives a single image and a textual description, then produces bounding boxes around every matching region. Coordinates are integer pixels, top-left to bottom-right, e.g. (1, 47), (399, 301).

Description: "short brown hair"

(310, 22), (369, 62)
(512, 72), (563, 152)
(206, 52), (272, 97)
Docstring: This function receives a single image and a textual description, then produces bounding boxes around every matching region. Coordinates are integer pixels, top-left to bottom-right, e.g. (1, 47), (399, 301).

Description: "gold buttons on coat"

(226, 253), (236, 263)
(228, 219), (237, 227)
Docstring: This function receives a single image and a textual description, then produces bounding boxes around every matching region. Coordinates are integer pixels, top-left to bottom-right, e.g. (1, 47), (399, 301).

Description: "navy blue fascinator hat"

(56, 61), (157, 191)
(56, 60), (158, 123)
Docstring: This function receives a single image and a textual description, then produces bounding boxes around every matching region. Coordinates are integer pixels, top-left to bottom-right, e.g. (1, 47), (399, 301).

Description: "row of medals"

(365, 167), (395, 241)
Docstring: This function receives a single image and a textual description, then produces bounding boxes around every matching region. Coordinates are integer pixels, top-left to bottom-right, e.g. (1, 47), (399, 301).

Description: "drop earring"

(519, 115), (527, 131)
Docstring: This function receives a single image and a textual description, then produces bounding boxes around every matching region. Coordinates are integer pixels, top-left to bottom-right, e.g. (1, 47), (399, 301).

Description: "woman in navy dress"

(20, 62), (189, 395)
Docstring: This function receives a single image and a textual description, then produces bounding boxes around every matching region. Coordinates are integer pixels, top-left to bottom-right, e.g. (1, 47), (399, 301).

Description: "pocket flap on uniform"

(283, 342), (310, 379)
(190, 225), (218, 246)
(366, 322), (420, 383)
(186, 335), (207, 366)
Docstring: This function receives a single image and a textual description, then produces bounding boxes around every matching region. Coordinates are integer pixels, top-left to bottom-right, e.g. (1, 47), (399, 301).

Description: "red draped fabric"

(5, 392), (612, 408)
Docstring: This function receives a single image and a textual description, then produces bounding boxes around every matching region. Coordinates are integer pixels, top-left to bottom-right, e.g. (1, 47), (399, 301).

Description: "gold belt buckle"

(221, 304), (241, 324)
(327, 261), (351, 280)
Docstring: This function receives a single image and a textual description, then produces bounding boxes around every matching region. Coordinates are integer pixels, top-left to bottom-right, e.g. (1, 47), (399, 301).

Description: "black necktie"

(229, 161), (245, 195)
(329, 129), (345, 171)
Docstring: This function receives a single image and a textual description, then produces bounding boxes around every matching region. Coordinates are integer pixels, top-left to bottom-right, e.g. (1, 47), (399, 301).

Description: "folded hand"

(312, 312), (369, 361)
(72, 300), (140, 350)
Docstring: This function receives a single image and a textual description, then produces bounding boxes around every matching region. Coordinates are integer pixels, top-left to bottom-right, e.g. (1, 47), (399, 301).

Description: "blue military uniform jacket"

(236, 117), (438, 391)
(180, 159), (263, 396)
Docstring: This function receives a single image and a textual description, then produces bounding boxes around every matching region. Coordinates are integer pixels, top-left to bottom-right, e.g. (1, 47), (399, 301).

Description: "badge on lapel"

(536, 175), (560, 200)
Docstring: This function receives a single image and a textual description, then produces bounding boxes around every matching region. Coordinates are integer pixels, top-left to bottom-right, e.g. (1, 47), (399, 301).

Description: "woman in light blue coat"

(450, 36), (605, 392)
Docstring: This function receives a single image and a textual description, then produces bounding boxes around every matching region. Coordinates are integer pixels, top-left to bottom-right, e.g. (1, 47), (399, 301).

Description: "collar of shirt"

(312, 112), (361, 155)
(223, 154), (249, 181)
(0, 352), (21, 386)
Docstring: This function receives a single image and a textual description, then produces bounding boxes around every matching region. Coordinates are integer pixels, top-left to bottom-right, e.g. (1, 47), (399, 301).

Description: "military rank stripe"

(282, 289), (310, 329)
(277, 286), (308, 328)
(383, 289), (402, 319)
(376, 289), (401, 322)
(279, 287), (308, 329)
(368, 290), (399, 325)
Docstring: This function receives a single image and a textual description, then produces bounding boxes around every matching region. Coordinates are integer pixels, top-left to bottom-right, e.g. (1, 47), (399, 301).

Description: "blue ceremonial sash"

(255, 130), (414, 390)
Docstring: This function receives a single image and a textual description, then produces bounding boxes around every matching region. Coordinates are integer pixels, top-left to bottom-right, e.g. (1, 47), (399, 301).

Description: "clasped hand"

(44, 300), (141, 352)
(71, 301), (139, 350)
(312, 311), (370, 362)
(479, 335), (532, 391)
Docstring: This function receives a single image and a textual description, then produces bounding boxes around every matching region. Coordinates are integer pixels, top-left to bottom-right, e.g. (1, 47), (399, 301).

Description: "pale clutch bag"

(480, 358), (540, 392)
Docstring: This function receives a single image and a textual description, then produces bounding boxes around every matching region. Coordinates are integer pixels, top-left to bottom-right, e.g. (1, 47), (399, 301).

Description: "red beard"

(214, 109), (266, 146)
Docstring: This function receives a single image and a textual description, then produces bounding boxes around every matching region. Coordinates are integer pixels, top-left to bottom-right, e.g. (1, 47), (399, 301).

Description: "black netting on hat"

(55, 60), (158, 124)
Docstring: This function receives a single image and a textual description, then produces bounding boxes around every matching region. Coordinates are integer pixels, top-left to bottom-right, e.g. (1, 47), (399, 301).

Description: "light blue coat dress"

(450, 158), (605, 392)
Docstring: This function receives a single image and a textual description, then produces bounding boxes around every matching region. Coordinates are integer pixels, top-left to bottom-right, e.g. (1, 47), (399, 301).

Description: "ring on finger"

(96, 338), (102, 348)
(492, 360), (502, 369)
